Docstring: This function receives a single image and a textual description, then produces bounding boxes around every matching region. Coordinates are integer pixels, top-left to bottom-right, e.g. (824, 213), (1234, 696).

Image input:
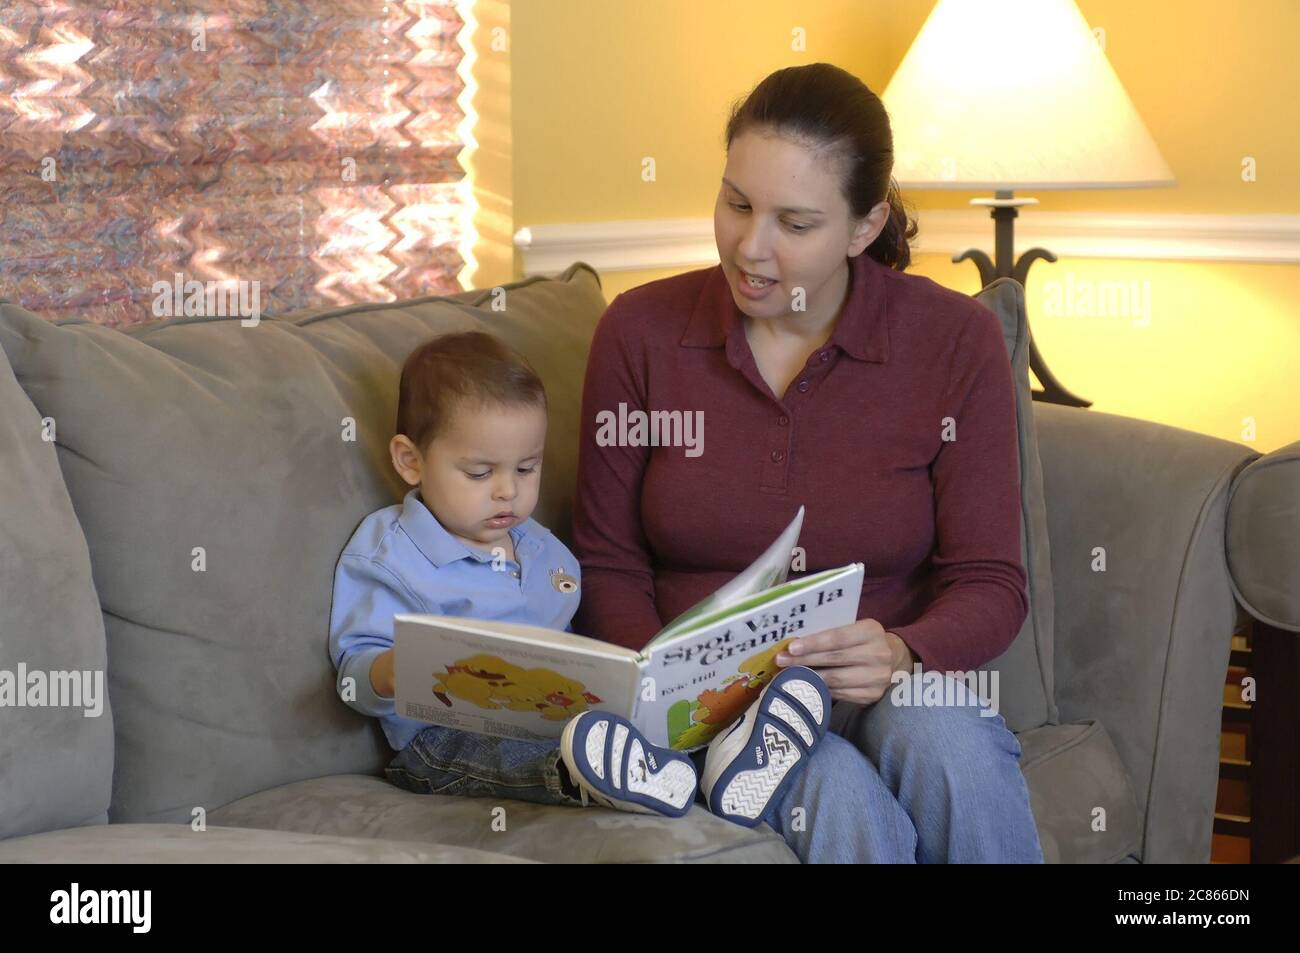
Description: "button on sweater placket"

(758, 349), (833, 493)
(795, 348), (835, 394)
(760, 349), (832, 491)
(761, 401), (795, 493)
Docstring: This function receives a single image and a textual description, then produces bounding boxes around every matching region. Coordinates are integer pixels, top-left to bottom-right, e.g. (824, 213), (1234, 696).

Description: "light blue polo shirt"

(328, 488), (583, 752)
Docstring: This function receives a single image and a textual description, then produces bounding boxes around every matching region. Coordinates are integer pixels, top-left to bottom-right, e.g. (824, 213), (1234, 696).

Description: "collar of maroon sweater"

(678, 251), (892, 365)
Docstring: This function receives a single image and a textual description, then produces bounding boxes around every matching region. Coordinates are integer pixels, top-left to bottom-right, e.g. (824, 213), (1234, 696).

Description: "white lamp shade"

(882, 0), (1176, 190)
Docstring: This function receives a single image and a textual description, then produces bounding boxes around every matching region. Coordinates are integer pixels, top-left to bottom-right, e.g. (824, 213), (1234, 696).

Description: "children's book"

(393, 505), (864, 751)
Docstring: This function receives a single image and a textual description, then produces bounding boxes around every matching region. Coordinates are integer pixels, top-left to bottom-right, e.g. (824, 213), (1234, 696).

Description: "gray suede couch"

(1, 261), (1295, 863)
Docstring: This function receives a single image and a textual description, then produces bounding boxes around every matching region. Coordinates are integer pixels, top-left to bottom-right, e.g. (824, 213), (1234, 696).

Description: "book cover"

(635, 563), (863, 749)
(392, 617), (641, 742)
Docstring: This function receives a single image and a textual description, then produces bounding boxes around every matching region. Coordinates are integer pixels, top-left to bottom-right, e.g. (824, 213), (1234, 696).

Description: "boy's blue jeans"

(386, 673), (1044, 863)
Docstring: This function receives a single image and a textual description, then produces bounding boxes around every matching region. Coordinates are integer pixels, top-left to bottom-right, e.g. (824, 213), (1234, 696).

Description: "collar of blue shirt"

(396, 489), (546, 569)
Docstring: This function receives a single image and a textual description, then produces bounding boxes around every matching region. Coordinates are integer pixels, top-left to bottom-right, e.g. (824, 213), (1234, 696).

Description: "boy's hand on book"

(370, 649), (396, 699)
(774, 618), (915, 706)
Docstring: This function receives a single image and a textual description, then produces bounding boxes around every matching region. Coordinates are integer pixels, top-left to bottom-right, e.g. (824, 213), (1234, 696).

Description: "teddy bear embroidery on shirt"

(549, 568), (579, 594)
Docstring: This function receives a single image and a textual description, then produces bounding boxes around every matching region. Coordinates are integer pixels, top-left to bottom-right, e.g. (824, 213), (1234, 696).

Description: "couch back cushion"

(0, 263), (607, 823)
(970, 278), (1058, 731)
(0, 344), (115, 837)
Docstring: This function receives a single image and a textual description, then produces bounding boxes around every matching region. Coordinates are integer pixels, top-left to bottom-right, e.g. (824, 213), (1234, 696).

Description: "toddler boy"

(328, 330), (830, 825)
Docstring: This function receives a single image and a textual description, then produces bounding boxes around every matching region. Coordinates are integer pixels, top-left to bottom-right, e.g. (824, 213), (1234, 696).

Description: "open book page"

(632, 562), (863, 750)
(392, 614), (642, 742)
(650, 565), (853, 642)
(648, 504), (806, 647)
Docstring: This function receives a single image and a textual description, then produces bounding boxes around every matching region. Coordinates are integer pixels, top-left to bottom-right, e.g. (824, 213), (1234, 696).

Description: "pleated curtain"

(0, 1), (470, 327)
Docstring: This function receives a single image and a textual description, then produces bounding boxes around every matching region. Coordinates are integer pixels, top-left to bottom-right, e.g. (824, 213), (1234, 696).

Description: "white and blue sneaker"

(559, 711), (698, 817)
(699, 665), (832, 827)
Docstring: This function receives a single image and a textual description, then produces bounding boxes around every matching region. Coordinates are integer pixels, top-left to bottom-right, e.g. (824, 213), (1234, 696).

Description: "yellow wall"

(466, 0), (513, 291)
(490, 0), (1299, 451)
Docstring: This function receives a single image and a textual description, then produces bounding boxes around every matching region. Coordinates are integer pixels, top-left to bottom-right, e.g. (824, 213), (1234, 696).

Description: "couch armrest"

(1226, 440), (1300, 862)
(1227, 440), (1300, 633)
(1032, 402), (1258, 862)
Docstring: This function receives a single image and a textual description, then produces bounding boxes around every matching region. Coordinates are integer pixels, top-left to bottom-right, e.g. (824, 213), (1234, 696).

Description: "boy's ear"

(389, 434), (423, 486)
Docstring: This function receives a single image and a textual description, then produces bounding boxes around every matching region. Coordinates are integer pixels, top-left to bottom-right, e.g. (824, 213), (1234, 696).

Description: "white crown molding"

(513, 211), (1300, 275)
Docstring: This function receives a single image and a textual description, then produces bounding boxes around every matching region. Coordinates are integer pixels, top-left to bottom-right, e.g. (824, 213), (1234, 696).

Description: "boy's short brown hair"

(396, 330), (547, 454)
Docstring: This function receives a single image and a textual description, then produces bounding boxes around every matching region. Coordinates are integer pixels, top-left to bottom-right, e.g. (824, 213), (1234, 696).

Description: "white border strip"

(514, 212), (1300, 275)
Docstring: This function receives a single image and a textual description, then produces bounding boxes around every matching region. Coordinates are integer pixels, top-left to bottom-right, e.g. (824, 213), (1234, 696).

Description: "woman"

(573, 63), (1044, 863)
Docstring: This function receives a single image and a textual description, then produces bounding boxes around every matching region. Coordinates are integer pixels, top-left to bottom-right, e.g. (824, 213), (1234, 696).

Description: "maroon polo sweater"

(571, 251), (1028, 673)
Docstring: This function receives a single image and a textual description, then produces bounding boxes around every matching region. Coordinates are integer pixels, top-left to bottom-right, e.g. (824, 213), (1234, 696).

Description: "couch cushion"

(1019, 719), (1141, 863)
(0, 343), (114, 839)
(970, 278), (1057, 731)
(206, 773), (798, 863)
(0, 262), (607, 823)
(0, 823), (534, 863)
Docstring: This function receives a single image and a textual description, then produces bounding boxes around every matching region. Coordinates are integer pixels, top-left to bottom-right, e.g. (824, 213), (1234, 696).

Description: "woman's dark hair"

(396, 330), (547, 454)
(723, 63), (917, 271)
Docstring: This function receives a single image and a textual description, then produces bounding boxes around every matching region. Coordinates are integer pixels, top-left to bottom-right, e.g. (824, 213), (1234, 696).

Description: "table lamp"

(883, 0), (1176, 406)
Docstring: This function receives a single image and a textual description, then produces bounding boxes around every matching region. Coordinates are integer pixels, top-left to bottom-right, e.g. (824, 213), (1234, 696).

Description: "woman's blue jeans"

(385, 672), (1044, 863)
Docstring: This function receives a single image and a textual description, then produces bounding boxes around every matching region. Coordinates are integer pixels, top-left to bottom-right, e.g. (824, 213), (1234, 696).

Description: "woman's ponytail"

(865, 178), (918, 272)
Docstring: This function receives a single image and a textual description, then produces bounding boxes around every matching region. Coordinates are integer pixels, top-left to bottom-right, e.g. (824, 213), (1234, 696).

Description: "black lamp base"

(957, 193), (1091, 408)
